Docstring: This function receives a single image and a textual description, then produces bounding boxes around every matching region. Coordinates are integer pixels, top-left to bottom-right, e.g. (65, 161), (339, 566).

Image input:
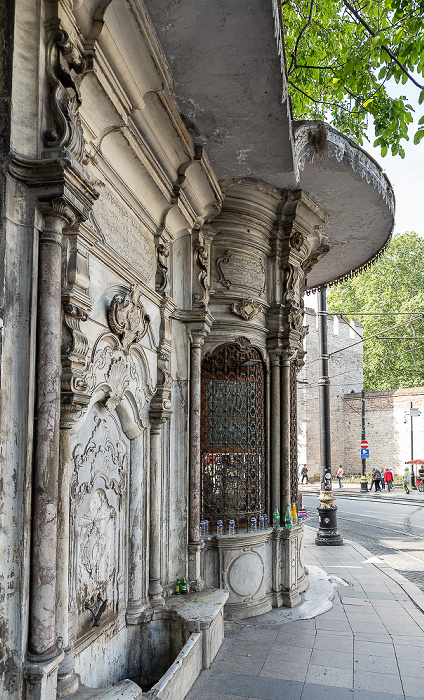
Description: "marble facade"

(0, 1), (394, 698)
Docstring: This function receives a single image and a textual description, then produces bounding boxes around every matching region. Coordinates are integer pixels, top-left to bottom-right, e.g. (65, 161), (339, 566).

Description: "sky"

(362, 76), (423, 238)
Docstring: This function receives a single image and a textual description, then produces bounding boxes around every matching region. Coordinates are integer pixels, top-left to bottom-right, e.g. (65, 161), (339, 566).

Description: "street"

(303, 492), (424, 593)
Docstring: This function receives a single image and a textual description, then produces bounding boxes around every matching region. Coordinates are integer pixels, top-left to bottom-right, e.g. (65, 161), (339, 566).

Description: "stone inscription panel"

(93, 188), (156, 286)
(216, 250), (266, 296)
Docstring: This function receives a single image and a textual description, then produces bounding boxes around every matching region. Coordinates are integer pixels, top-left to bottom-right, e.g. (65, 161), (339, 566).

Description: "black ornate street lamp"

(315, 287), (343, 546)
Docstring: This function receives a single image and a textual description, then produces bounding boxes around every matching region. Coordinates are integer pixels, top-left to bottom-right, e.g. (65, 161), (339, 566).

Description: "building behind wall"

(298, 308), (364, 479)
(298, 309), (424, 479)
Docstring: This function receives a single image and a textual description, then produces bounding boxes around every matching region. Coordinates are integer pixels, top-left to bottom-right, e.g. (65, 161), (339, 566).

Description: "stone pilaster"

(148, 418), (166, 604)
(269, 350), (281, 514)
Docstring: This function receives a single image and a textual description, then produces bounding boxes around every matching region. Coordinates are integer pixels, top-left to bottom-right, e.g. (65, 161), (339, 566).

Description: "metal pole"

(315, 288), (343, 546)
(411, 402), (417, 489)
(360, 389), (368, 492)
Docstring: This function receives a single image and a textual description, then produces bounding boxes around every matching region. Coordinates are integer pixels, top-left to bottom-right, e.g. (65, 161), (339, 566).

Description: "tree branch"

(343, 0), (424, 89)
(288, 0), (316, 75)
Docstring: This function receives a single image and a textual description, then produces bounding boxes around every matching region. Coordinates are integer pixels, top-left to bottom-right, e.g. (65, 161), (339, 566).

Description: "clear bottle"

(200, 520), (205, 538)
(263, 513), (268, 529)
(284, 505), (292, 528)
(228, 518), (235, 536)
(204, 519), (209, 537)
(216, 519), (223, 537)
(273, 507), (280, 528)
(258, 514), (264, 531)
(291, 503), (298, 526)
(250, 516), (257, 533)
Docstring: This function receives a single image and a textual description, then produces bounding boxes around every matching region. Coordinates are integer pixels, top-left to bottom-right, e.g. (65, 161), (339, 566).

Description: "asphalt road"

(302, 492), (424, 593)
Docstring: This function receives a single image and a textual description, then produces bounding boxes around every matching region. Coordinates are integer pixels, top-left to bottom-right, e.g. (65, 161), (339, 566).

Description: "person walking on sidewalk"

(337, 464), (344, 488)
(381, 469), (386, 490)
(384, 467), (394, 491)
(374, 468), (382, 491)
(403, 466), (411, 494)
(300, 464), (309, 484)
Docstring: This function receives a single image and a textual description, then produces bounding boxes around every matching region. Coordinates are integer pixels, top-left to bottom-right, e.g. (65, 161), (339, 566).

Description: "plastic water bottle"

(204, 519), (209, 537)
(284, 505), (292, 528)
(259, 514), (264, 531)
(229, 518), (235, 536)
(291, 503), (298, 526)
(200, 520), (205, 538)
(216, 519), (223, 537)
(273, 507), (280, 528)
(264, 513), (268, 529)
(250, 516), (257, 533)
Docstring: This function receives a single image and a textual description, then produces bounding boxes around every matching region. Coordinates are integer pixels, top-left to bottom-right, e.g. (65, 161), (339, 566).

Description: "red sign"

(361, 440), (368, 449)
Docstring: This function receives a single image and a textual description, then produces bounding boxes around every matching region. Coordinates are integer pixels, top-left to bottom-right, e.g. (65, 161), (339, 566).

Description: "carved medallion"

(231, 299), (262, 321)
(108, 285), (150, 351)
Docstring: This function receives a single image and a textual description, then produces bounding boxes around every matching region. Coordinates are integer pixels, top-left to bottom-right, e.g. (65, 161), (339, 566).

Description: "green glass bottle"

(175, 578), (181, 595)
(180, 577), (187, 594)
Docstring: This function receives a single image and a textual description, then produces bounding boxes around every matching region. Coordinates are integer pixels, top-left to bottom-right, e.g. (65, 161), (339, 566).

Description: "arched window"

(200, 343), (266, 529)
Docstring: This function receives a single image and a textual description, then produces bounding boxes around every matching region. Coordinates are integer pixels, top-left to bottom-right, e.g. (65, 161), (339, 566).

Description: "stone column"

(149, 420), (165, 603)
(127, 432), (147, 620)
(280, 352), (291, 517)
(269, 351), (281, 514)
(29, 200), (75, 659)
(56, 429), (78, 697)
(188, 330), (206, 590)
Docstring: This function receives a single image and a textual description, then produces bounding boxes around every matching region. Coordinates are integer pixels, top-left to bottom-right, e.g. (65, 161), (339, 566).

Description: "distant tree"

(326, 232), (424, 390)
(282, 0), (424, 158)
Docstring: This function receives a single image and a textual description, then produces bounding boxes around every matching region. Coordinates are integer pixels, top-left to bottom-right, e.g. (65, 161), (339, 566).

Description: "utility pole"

(315, 287), (343, 546)
(360, 389), (368, 492)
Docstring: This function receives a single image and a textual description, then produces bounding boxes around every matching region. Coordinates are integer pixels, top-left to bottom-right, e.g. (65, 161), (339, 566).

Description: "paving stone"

(260, 659), (307, 682)
(306, 663), (353, 688)
(301, 683), (354, 700)
(213, 653), (266, 675)
(265, 644), (312, 665)
(353, 654), (397, 674)
(353, 692), (405, 700)
(396, 656), (424, 678)
(354, 641), (396, 657)
(401, 675), (424, 698)
(310, 648), (353, 669)
(313, 633), (354, 653)
(199, 672), (258, 696)
(353, 671), (403, 695)
(249, 677), (304, 700)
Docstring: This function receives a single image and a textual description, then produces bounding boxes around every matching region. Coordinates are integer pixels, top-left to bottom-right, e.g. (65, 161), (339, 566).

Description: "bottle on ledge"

(272, 507), (280, 528)
(175, 578), (181, 595)
(180, 577), (187, 594)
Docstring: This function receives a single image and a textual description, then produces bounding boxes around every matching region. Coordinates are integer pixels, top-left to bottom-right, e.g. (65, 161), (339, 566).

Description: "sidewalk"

(300, 482), (424, 504)
(184, 525), (424, 700)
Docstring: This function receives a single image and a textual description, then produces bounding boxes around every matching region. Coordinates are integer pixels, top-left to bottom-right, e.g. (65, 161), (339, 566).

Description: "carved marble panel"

(93, 189), (156, 284)
(69, 404), (129, 639)
(215, 249), (266, 296)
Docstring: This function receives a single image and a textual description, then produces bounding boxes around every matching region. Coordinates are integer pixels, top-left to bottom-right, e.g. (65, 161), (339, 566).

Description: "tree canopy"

(326, 232), (424, 391)
(282, 0), (424, 157)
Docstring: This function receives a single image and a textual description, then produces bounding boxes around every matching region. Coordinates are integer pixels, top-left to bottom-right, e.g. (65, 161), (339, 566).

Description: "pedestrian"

(374, 467), (382, 492)
(369, 468), (375, 492)
(300, 464), (309, 484)
(403, 466), (411, 494)
(381, 469), (386, 490)
(384, 467), (394, 491)
(337, 464), (344, 488)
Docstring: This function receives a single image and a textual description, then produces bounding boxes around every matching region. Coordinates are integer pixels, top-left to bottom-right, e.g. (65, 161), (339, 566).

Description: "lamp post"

(315, 287), (343, 546)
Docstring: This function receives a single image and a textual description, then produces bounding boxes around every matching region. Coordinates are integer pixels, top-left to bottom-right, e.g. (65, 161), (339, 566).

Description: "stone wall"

(298, 308), (424, 478)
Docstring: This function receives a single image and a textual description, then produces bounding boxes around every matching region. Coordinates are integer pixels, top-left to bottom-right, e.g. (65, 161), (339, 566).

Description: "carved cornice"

(108, 285), (150, 352)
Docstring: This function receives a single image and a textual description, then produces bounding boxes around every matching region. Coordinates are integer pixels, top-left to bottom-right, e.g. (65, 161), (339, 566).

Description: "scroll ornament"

(44, 30), (86, 163)
(231, 298), (262, 321)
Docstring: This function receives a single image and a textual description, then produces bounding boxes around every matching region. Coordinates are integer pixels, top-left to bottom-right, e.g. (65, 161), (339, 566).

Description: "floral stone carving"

(108, 285), (150, 351)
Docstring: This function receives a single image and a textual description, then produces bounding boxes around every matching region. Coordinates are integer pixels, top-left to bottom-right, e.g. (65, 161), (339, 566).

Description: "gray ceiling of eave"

(145, 0), (295, 187)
